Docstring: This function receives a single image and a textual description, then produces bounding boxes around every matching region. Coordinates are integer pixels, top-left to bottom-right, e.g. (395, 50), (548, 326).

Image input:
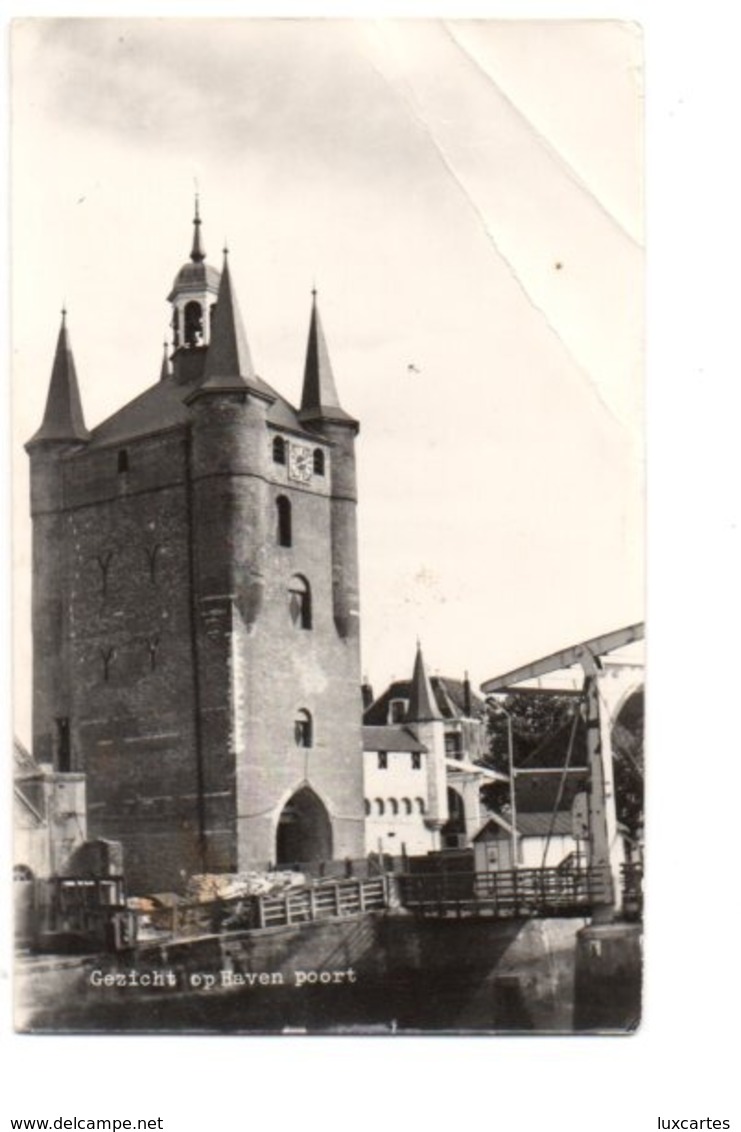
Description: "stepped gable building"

(362, 644), (493, 855)
(26, 204), (365, 893)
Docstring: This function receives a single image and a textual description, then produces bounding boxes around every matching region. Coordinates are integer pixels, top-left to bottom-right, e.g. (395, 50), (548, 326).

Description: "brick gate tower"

(26, 205), (365, 892)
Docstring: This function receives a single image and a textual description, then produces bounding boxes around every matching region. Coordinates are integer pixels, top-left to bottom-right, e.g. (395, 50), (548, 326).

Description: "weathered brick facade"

(27, 210), (365, 893)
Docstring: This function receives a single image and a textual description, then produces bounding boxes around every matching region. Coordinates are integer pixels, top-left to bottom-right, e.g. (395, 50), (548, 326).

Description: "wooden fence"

(255, 876), (388, 929)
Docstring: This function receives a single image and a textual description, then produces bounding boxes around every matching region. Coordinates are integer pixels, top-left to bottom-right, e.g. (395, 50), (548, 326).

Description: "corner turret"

(406, 642), (443, 724)
(405, 643), (447, 842)
(298, 291), (360, 639)
(26, 310), (87, 768)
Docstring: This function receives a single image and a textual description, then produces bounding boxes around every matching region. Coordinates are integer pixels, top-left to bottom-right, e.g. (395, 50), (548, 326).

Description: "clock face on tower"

(288, 443), (313, 484)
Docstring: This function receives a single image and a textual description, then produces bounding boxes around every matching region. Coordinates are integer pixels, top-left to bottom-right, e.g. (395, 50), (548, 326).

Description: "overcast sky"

(12, 19), (644, 740)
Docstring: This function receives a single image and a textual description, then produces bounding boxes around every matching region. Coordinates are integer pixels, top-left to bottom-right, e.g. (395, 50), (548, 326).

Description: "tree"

(481, 688), (644, 838)
(482, 692), (584, 812)
(611, 689), (644, 838)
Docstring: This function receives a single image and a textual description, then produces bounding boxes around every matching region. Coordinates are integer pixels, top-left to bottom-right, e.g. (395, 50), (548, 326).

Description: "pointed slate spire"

(190, 195), (205, 263)
(200, 250), (255, 387)
(188, 250), (274, 405)
(301, 288), (342, 413)
(407, 642), (442, 723)
(27, 310), (90, 447)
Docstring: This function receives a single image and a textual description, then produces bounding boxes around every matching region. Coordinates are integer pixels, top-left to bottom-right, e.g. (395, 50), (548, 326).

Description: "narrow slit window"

(276, 496), (292, 547)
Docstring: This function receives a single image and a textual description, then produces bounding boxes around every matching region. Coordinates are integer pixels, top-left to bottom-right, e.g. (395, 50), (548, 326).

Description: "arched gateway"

(276, 786), (333, 867)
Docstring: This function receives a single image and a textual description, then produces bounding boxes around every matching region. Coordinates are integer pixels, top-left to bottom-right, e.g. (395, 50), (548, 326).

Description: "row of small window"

(113, 440), (327, 478)
(376, 751), (422, 770)
(365, 798), (426, 816)
(272, 437), (325, 475)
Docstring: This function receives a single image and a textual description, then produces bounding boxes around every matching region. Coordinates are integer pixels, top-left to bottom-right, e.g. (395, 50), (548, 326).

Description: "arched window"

(184, 301), (203, 347)
(273, 436), (286, 465)
(288, 575), (312, 629)
(402, 798), (412, 815)
(294, 709), (313, 748)
(388, 798), (399, 816)
(313, 449), (325, 476)
(375, 799), (385, 816)
(364, 799), (371, 816)
(276, 496), (292, 547)
(416, 798), (426, 814)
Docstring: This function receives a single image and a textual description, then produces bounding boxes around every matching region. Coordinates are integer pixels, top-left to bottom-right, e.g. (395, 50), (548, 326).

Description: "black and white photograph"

(10, 17), (646, 1036)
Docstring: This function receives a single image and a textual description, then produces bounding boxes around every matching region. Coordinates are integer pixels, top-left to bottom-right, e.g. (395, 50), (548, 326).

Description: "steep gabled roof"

(86, 372), (313, 449)
(514, 769), (587, 814)
(515, 812), (574, 837)
(480, 811), (575, 838)
(362, 725), (428, 753)
(363, 676), (485, 726)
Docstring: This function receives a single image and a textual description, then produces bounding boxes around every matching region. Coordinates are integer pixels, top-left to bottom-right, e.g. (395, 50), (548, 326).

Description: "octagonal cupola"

(167, 198), (221, 380)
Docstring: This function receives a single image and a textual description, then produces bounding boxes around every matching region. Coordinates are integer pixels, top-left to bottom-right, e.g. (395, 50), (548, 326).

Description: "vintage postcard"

(12, 18), (644, 1034)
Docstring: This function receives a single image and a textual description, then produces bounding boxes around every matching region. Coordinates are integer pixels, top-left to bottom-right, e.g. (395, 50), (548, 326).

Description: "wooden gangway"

(398, 866), (613, 920)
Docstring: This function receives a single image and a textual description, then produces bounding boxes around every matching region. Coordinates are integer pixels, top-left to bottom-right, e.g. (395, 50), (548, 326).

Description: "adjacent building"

(362, 644), (501, 855)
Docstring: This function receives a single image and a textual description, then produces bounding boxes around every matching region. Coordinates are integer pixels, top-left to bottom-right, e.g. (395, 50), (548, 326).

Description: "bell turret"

(167, 198), (221, 382)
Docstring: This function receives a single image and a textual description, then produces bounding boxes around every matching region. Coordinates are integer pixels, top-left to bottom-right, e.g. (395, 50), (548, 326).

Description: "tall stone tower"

(26, 205), (365, 893)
